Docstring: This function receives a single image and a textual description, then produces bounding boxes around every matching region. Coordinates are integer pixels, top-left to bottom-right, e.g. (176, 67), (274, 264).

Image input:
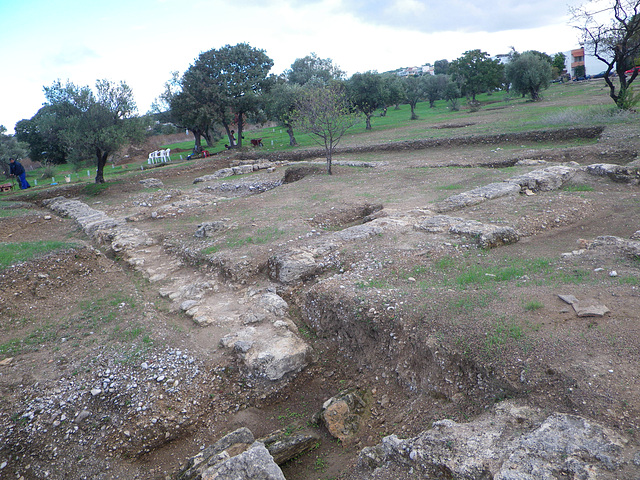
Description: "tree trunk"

(410, 102), (418, 120)
(286, 124), (297, 146)
(325, 145), (332, 175)
(95, 149), (108, 183)
(193, 132), (203, 153)
(236, 112), (244, 148)
(203, 129), (214, 147)
(365, 114), (372, 130)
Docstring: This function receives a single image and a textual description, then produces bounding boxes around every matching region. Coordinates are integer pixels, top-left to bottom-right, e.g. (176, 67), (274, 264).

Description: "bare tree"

(573, 0), (640, 108)
(293, 84), (361, 175)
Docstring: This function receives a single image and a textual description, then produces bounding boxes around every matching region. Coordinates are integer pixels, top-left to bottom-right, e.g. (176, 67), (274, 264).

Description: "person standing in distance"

(9, 158), (31, 189)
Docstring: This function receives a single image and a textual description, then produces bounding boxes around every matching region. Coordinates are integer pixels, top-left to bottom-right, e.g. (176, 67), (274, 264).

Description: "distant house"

(397, 65), (434, 77)
(564, 47), (606, 78)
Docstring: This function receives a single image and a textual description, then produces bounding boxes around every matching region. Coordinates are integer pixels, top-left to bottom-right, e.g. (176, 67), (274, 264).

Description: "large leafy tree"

(403, 75), (427, 120)
(37, 79), (143, 183)
(265, 81), (303, 146)
(293, 83), (361, 175)
(286, 52), (344, 86)
(552, 52), (567, 76)
(182, 43), (273, 148)
(505, 51), (553, 101)
(170, 88), (219, 153)
(434, 59), (449, 75)
(449, 50), (504, 101)
(573, 0), (640, 109)
(346, 71), (386, 130)
(424, 74), (449, 107)
(380, 73), (406, 112)
(15, 104), (71, 164)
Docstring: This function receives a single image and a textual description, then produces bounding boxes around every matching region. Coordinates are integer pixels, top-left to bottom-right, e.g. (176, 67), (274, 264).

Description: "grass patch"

(0, 241), (78, 269)
(524, 300), (544, 311)
(436, 183), (465, 191)
(77, 292), (136, 329)
(201, 227), (286, 255)
(0, 208), (34, 218)
(0, 324), (58, 356)
(485, 317), (524, 350)
(562, 184), (595, 192)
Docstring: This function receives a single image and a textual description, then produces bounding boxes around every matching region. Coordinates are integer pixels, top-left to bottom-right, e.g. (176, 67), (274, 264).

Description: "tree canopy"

(180, 43), (274, 148)
(449, 50), (504, 101)
(17, 79), (143, 183)
(346, 71), (387, 130)
(403, 75), (427, 120)
(505, 51), (553, 101)
(286, 53), (344, 86)
(265, 81), (303, 146)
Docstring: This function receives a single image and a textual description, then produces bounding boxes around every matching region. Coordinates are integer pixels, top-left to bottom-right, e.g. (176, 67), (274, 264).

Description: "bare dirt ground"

(1, 95), (640, 479)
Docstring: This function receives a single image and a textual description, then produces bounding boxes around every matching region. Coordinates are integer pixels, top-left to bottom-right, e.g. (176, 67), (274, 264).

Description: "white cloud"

(0, 0), (584, 133)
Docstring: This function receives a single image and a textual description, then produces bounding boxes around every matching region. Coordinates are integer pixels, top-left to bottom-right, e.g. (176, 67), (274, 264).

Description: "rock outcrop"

(357, 401), (635, 480)
(177, 428), (286, 480)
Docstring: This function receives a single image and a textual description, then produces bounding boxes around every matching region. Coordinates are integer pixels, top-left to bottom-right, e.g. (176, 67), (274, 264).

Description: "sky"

(0, 0), (588, 134)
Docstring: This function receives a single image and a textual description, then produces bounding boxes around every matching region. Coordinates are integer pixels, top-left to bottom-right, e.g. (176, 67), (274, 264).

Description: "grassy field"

(7, 78), (637, 198)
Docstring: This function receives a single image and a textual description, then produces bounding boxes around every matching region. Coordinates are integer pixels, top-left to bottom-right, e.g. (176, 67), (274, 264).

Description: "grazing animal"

(250, 138), (264, 147)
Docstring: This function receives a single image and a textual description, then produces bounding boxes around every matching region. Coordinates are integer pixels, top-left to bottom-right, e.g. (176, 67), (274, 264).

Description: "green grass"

(524, 300), (544, 311)
(436, 183), (466, 191)
(201, 226), (286, 255)
(0, 208), (34, 218)
(562, 184), (595, 192)
(162, 81), (625, 155)
(0, 324), (58, 356)
(77, 292), (136, 328)
(0, 241), (78, 269)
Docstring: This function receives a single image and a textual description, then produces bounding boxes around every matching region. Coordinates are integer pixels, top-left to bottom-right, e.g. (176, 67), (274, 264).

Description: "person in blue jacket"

(9, 158), (30, 189)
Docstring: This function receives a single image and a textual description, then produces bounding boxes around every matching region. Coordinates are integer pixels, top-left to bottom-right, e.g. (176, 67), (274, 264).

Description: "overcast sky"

(1, 0), (587, 133)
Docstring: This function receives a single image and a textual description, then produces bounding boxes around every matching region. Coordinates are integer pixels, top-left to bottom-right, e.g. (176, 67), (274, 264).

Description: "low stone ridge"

(200, 179), (282, 197)
(139, 178), (164, 188)
(258, 429), (321, 464)
(193, 161), (285, 184)
(434, 164), (579, 213)
(592, 235), (640, 258)
(448, 220), (519, 249)
(194, 220), (234, 237)
(43, 197), (150, 251)
(507, 164), (578, 191)
(45, 197), (312, 382)
(357, 400), (633, 480)
(585, 163), (640, 184)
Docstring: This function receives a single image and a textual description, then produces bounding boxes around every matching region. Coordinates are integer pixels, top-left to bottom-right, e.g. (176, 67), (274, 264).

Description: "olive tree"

(505, 51), (553, 101)
(346, 71), (387, 130)
(37, 79), (143, 183)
